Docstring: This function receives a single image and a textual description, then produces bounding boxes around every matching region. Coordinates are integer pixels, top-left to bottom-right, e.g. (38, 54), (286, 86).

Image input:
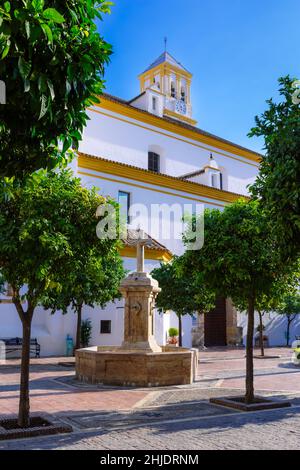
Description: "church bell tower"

(136, 49), (197, 126)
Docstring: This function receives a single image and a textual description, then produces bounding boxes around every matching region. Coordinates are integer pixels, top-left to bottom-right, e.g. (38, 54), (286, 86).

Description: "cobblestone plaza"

(1, 348), (300, 450)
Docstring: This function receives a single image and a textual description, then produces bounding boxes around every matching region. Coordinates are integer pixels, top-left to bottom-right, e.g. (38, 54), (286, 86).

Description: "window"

(100, 320), (111, 334)
(171, 82), (176, 98)
(211, 172), (223, 189)
(152, 96), (156, 111)
(148, 152), (160, 173)
(118, 191), (130, 224)
(211, 173), (219, 188)
(181, 87), (186, 102)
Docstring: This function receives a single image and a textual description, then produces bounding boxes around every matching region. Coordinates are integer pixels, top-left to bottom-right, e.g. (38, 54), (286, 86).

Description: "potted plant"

(292, 347), (300, 366)
(255, 324), (268, 344)
(168, 327), (179, 346)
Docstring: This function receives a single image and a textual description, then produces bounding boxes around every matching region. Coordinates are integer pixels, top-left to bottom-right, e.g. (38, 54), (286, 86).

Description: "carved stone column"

(176, 74), (181, 99)
(191, 313), (205, 348)
(119, 272), (162, 352)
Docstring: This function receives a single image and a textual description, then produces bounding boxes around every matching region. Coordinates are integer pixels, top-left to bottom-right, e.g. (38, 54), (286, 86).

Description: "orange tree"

(276, 292), (300, 346)
(0, 170), (123, 427)
(249, 76), (300, 258)
(181, 199), (298, 403)
(236, 277), (299, 357)
(43, 249), (124, 351)
(0, 0), (112, 177)
(152, 257), (215, 347)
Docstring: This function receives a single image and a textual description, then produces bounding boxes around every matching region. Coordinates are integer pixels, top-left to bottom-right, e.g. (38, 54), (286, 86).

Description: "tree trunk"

(75, 304), (83, 351)
(258, 311), (265, 357)
(13, 291), (35, 428)
(18, 318), (32, 428)
(286, 316), (295, 346)
(245, 296), (255, 404)
(178, 315), (182, 347)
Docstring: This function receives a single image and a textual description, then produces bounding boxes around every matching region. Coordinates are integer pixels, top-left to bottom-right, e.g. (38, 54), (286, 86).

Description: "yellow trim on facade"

(78, 153), (248, 205)
(163, 108), (198, 126)
(94, 96), (261, 164)
(120, 246), (173, 263)
(78, 170), (226, 208)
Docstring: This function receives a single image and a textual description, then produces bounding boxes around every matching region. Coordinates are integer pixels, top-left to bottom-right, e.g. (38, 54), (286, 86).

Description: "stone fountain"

(76, 231), (198, 387)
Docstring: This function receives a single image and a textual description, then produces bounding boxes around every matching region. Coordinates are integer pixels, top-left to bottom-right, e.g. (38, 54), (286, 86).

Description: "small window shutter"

(148, 152), (160, 173)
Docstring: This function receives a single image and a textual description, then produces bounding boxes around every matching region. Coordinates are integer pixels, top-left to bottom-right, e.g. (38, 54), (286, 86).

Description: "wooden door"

(204, 297), (227, 346)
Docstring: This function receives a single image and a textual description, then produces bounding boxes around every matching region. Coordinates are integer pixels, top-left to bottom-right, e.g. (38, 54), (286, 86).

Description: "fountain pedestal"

(75, 231), (198, 387)
(120, 271), (161, 353)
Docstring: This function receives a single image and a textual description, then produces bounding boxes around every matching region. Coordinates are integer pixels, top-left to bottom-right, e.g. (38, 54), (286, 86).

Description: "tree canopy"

(43, 243), (125, 349)
(0, 169), (123, 426)
(152, 257), (215, 346)
(277, 292), (300, 317)
(249, 76), (300, 257)
(276, 291), (300, 346)
(181, 198), (298, 403)
(0, 170), (121, 303)
(0, 0), (112, 177)
(152, 257), (215, 318)
(182, 200), (292, 305)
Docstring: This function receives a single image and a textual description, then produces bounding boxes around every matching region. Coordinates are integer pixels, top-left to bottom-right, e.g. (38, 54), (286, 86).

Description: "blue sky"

(97, 0), (300, 153)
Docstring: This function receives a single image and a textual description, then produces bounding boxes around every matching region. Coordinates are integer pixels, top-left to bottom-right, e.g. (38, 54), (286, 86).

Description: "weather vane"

(164, 37), (167, 53)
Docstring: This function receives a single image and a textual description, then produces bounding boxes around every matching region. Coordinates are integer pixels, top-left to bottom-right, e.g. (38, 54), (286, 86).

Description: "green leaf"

(43, 8), (65, 23)
(32, 0), (44, 10)
(25, 21), (30, 39)
(18, 57), (31, 79)
(14, 9), (27, 20)
(39, 94), (48, 120)
(24, 78), (30, 93)
(47, 79), (55, 100)
(40, 22), (53, 44)
(62, 136), (72, 153)
(4, 2), (11, 13)
(71, 130), (82, 141)
(1, 41), (10, 59)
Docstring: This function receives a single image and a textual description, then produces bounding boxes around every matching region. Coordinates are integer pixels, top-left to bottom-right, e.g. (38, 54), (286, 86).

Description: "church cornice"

(92, 93), (262, 164)
(78, 152), (249, 205)
(163, 108), (198, 126)
(138, 62), (193, 81)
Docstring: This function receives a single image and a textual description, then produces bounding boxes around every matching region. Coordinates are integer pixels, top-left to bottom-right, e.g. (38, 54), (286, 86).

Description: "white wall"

(80, 108), (259, 197)
(79, 167), (223, 257)
(168, 311), (193, 348)
(238, 311), (300, 347)
(0, 257), (179, 357)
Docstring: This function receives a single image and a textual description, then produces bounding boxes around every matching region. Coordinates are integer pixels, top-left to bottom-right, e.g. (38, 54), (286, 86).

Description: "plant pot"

(167, 337), (178, 346)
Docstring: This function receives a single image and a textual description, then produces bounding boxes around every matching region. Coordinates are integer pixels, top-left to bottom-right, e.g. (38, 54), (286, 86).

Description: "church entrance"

(204, 297), (227, 347)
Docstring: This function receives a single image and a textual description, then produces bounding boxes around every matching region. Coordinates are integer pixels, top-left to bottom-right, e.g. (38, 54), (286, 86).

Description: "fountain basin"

(75, 346), (198, 387)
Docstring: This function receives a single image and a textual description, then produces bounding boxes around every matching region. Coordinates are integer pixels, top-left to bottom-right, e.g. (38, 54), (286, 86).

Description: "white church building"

(1, 50), (298, 355)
